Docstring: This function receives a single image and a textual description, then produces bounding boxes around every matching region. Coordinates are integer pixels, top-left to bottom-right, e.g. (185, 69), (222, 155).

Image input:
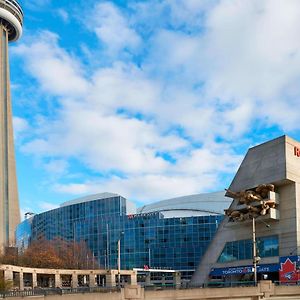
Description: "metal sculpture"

(225, 184), (276, 222)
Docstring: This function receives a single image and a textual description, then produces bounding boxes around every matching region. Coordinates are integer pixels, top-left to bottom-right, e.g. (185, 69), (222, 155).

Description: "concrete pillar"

(72, 273), (78, 288)
(89, 274), (96, 288)
(162, 275), (166, 286)
(123, 285), (144, 300)
(131, 273), (137, 285)
(19, 272), (24, 291)
(106, 273), (116, 287)
(174, 272), (181, 289)
(55, 273), (62, 288)
(4, 270), (13, 281)
(145, 274), (151, 285)
(32, 272), (37, 288)
(258, 280), (274, 298)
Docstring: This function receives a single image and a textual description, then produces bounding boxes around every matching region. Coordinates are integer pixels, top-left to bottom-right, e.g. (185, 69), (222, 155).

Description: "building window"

(217, 235), (279, 263)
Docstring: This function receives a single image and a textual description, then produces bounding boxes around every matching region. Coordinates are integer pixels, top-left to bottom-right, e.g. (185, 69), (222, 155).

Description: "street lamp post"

(106, 223), (110, 269)
(252, 217), (258, 285)
(118, 237), (121, 287)
(117, 232), (124, 287)
(252, 217), (270, 285)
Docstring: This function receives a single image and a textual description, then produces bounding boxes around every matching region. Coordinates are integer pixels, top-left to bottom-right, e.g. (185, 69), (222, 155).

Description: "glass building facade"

(16, 194), (225, 280)
(217, 235), (279, 263)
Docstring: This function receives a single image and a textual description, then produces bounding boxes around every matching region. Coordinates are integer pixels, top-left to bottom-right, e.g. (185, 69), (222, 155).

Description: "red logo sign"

(279, 258), (299, 283)
(294, 146), (300, 157)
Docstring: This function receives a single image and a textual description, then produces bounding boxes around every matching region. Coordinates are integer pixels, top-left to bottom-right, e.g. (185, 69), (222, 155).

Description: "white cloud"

(39, 201), (59, 211)
(23, 0), (50, 10)
(174, 146), (242, 176)
(140, 0), (300, 135)
(21, 102), (186, 174)
(43, 159), (69, 175)
(13, 117), (29, 141)
(91, 2), (141, 55)
(57, 9), (69, 23)
(12, 31), (89, 97)
(15, 0), (300, 204)
(199, 0), (300, 129)
(89, 62), (160, 114)
(53, 173), (217, 203)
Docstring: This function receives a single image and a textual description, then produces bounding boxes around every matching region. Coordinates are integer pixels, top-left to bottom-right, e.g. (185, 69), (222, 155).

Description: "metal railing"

(143, 281), (256, 290)
(0, 286), (120, 298)
(274, 280), (300, 286)
(0, 281), (263, 298)
(187, 281), (256, 289)
(0, 0), (23, 25)
(6, 0), (23, 16)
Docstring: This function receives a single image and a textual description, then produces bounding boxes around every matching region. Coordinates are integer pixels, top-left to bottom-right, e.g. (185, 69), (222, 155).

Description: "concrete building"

(192, 135), (300, 285)
(0, 0), (23, 249)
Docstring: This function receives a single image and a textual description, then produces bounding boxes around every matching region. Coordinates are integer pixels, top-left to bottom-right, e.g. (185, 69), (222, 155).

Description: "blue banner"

(210, 264), (279, 276)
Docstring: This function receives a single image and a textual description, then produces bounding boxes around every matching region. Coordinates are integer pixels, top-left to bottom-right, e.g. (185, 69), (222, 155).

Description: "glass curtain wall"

(16, 196), (223, 280)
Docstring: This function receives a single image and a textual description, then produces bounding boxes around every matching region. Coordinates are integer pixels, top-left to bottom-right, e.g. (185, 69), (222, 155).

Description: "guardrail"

(143, 281), (256, 290)
(187, 281), (256, 289)
(0, 286), (120, 298)
(0, 281), (278, 298)
(274, 280), (300, 286)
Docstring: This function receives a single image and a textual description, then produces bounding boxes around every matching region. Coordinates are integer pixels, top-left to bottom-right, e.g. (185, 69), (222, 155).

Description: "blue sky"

(9, 0), (300, 216)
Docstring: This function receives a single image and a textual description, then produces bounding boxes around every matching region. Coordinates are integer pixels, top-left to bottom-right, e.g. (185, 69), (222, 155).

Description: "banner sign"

(210, 264), (279, 276)
(279, 256), (300, 283)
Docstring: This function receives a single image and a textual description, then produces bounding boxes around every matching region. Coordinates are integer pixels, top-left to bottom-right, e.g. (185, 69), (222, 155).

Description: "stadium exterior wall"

(16, 192), (230, 281)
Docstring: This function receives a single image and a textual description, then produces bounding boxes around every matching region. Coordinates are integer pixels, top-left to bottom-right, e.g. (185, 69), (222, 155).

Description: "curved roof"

(60, 192), (121, 207)
(137, 191), (231, 218)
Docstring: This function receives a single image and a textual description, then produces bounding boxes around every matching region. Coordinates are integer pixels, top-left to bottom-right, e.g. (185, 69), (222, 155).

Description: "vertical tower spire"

(0, 0), (23, 249)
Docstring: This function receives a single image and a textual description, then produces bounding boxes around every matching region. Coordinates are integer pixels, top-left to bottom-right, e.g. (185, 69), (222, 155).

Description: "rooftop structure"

(0, 0), (23, 248)
(138, 191), (231, 218)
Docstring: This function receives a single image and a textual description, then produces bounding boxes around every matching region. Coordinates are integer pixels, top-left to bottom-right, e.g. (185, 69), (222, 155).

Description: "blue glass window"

(217, 235), (279, 263)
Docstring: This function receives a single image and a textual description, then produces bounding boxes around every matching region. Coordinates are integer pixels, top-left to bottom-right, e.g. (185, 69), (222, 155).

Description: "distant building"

(0, 0), (23, 249)
(16, 191), (231, 280)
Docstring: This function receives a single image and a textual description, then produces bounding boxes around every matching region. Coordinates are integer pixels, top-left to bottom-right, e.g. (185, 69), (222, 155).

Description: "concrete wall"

(6, 282), (300, 300)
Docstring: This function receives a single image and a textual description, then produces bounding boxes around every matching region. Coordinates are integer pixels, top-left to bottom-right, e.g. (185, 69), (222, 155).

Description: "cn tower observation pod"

(0, 0), (23, 41)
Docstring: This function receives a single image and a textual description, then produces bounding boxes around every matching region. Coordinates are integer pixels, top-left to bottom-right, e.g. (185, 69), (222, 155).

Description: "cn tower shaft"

(0, 23), (20, 248)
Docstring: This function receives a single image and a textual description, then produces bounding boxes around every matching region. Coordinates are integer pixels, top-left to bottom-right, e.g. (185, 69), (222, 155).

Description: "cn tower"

(0, 0), (23, 249)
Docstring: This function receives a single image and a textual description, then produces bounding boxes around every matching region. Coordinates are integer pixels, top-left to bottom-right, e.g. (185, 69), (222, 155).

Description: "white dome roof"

(137, 191), (231, 218)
